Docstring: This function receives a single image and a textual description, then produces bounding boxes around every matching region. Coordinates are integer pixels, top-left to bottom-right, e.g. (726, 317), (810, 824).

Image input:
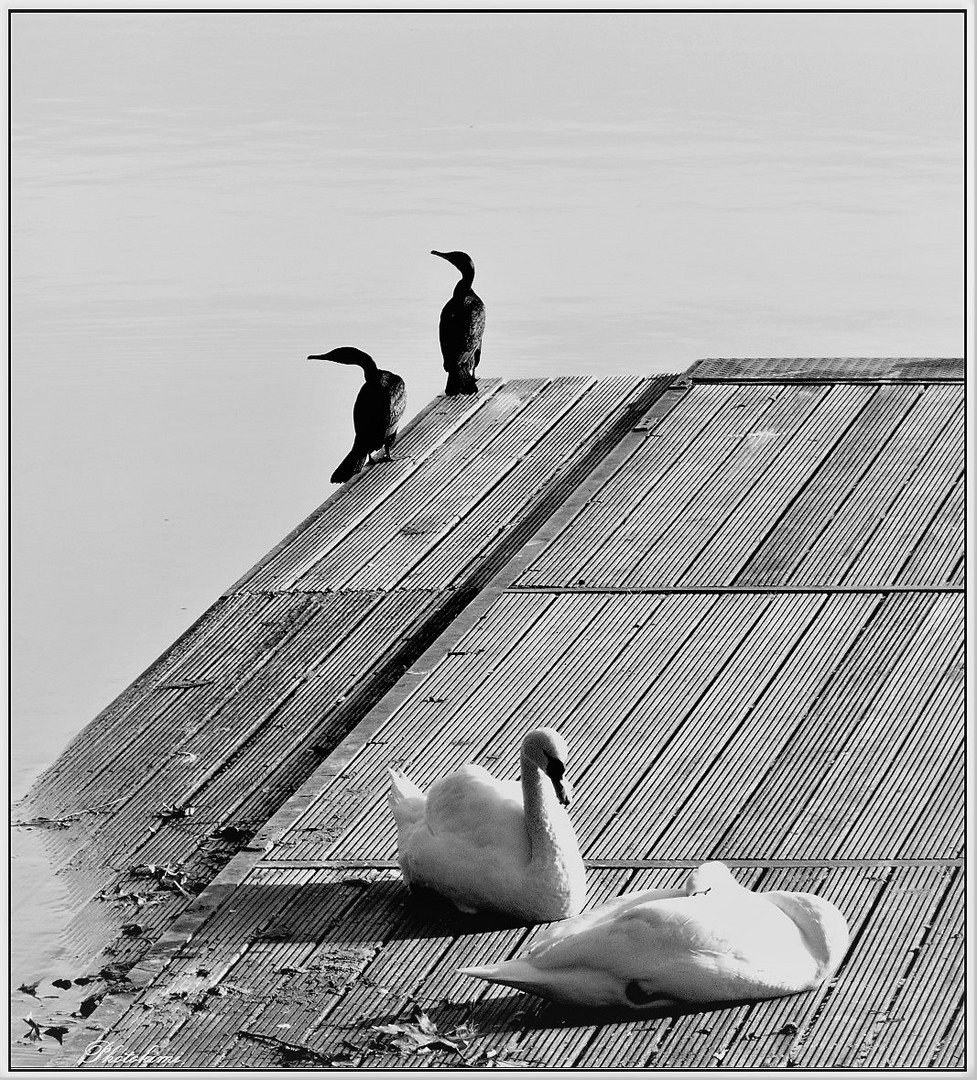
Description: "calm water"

(10, 11), (963, 989)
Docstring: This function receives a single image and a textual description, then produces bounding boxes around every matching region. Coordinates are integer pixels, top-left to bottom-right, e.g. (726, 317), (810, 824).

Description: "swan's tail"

(458, 959), (550, 995)
(387, 766), (426, 832)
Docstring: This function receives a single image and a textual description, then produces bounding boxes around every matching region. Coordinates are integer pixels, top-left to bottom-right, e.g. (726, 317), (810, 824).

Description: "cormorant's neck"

(453, 266), (475, 293)
(357, 354), (380, 380)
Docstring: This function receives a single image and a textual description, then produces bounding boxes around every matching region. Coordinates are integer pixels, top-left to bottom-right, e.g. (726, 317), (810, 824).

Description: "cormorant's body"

(308, 347), (406, 483)
(432, 250), (485, 395)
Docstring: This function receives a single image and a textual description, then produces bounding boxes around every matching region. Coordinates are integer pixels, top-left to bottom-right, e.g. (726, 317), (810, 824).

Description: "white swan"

(387, 727), (586, 923)
(460, 861), (849, 1007)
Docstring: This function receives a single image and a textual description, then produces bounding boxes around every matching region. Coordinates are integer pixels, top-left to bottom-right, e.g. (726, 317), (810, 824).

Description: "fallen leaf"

(75, 994), (104, 1018)
(52, 979), (73, 991)
(43, 1026), (70, 1045)
(18, 980), (41, 998)
(23, 1016), (42, 1042)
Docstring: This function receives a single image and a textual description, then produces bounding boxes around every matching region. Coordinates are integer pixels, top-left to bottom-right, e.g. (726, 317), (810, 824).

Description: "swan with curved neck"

(431, 249), (486, 396)
(460, 861), (850, 1008)
(387, 728), (586, 923)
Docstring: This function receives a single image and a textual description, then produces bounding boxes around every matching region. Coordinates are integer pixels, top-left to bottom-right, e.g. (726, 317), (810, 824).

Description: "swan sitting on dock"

(387, 728), (586, 923)
(460, 861), (849, 1008)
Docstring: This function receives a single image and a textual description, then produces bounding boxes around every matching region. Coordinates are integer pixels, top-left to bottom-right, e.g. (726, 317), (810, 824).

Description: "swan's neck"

(520, 756), (566, 866)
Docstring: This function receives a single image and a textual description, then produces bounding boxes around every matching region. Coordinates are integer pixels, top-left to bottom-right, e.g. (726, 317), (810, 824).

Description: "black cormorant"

(308, 347), (406, 484)
(431, 250), (486, 395)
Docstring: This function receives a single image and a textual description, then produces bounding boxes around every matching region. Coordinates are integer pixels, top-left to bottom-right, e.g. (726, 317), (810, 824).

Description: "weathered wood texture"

(66, 864), (961, 1070)
(686, 356), (963, 382)
(514, 382), (962, 589)
(20, 375), (671, 976)
(18, 359), (963, 1070)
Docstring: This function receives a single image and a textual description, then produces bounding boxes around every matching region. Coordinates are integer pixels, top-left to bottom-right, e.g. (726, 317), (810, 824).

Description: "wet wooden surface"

(17, 358), (963, 1069)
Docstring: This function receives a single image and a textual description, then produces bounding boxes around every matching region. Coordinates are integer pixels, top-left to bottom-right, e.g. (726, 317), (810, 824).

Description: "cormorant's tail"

(445, 358), (478, 396)
(331, 448), (368, 484)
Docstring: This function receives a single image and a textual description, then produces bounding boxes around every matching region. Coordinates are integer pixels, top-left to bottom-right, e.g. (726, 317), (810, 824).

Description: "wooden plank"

(711, 593), (940, 858)
(895, 474), (965, 586)
(652, 594), (881, 859)
(898, 751), (963, 860)
(239, 382), (506, 592)
(565, 594), (764, 851)
(733, 384), (924, 586)
(513, 382), (746, 587)
(786, 388), (961, 586)
(773, 593), (963, 859)
(862, 868), (963, 1068)
(833, 653), (962, 859)
(799, 866), (955, 1068)
(293, 379), (552, 590)
(557, 384), (807, 588)
(586, 594), (826, 858)
(677, 384), (877, 586)
(686, 356), (964, 382)
(606, 385), (842, 587)
(840, 407), (964, 585)
(400, 376), (663, 590)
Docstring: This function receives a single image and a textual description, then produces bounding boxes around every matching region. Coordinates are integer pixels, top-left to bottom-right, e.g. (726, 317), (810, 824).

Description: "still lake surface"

(10, 11), (963, 989)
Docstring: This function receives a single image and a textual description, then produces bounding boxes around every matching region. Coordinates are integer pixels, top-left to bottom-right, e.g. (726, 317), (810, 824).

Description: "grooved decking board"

(798, 865), (957, 1068)
(238, 383), (507, 593)
(895, 473), (965, 585)
(512, 381), (746, 587)
(25, 361), (965, 1071)
(73, 864), (963, 1070)
(786, 390), (962, 586)
(293, 378), (555, 590)
(514, 381), (963, 590)
(861, 868), (964, 1068)
(686, 356), (964, 382)
(731, 383), (924, 586)
(398, 376), (669, 591)
(262, 591), (962, 868)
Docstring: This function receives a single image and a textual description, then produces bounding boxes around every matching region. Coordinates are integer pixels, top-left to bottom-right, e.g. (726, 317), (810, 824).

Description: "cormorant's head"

(307, 346), (373, 367)
(431, 250), (475, 277)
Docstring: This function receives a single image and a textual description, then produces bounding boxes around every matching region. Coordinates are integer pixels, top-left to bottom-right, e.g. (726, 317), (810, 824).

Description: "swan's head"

(521, 728), (573, 807)
(307, 346), (373, 366)
(684, 861), (739, 896)
(431, 249), (476, 277)
(764, 891), (851, 982)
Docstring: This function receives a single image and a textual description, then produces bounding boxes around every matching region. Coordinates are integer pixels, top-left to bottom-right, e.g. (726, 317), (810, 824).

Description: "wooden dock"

(18, 358), (964, 1069)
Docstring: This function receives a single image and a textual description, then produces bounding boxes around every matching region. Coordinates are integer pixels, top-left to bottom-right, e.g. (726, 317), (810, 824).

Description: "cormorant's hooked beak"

(431, 250), (449, 261)
(545, 755), (573, 808)
(308, 353), (330, 361)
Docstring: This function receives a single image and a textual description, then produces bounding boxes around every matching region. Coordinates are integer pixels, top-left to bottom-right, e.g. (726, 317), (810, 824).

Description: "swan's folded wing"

(422, 767), (526, 847)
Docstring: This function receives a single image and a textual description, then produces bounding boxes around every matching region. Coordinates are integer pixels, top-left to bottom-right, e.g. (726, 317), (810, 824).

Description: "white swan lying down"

(387, 728), (586, 923)
(460, 861), (849, 1008)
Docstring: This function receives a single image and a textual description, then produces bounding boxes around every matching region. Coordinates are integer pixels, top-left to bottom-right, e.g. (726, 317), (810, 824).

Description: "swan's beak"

(553, 775), (573, 808)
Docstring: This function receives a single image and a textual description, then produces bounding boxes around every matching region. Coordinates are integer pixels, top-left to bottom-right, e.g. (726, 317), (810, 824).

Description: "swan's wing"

(421, 766), (527, 850)
(387, 768), (426, 823)
(529, 887), (688, 948)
